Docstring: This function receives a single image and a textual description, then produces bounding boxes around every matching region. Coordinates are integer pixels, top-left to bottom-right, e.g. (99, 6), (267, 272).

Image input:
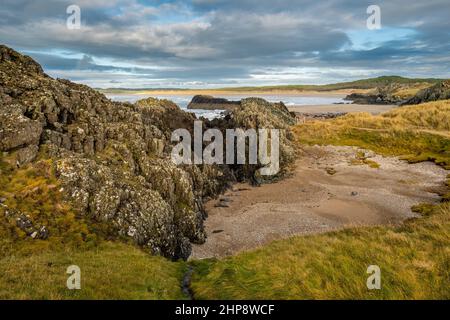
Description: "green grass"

(0, 242), (187, 299)
(190, 203), (450, 299)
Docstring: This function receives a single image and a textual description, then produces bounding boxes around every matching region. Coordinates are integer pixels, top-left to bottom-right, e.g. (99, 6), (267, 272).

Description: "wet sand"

(191, 145), (447, 259)
(288, 103), (397, 115)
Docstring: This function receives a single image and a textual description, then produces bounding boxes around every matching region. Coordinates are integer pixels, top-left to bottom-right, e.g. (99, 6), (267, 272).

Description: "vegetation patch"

(349, 151), (380, 168)
(0, 242), (188, 299)
(0, 151), (113, 256)
(190, 202), (450, 299)
(293, 100), (450, 169)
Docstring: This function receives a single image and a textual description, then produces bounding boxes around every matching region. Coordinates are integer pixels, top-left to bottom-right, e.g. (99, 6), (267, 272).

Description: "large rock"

(187, 95), (240, 110)
(230, 98), (297, 183)
(403, 81), (450, 105)
(0, 45), (219, 260)
(0, 45), (297, 259)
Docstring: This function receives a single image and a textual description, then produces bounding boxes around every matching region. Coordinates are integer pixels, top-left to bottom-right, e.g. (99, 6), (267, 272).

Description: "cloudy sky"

(1, 0), (449, 88)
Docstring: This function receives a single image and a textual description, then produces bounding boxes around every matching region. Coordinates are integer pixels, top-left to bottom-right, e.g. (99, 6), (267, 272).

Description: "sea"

(105, 93), (345, 120)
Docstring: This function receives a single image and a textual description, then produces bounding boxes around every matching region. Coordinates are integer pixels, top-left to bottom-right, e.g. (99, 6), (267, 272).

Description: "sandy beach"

(191, 145), (447, 259)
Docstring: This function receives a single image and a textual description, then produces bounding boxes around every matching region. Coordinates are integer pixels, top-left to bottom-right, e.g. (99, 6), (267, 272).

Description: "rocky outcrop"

(344, 93), (395, 105)
(344, 83), (407, 105)
(187, 95), (240, 110)
(225, 98), (297, 183)
(0, 45), (224, 260)
(0, 45), (296, 260)
(345, 81), (450, 105)
(403, 81), (450, 105)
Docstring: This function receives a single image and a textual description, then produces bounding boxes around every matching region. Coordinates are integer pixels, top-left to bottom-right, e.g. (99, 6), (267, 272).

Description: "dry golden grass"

(383, 100), (450, 131)
(0, 242), (188, 299)
(293, 100), (450, 169)
(191, 203), (450, 299)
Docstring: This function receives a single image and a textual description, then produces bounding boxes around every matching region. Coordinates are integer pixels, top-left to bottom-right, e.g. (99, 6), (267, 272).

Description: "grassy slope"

(217, 76), (444, 92)
(190, 100), (450, 299)
(100, 76), (445, 94)
(191, 203), (449, 299)
(0, 242), (187, 299)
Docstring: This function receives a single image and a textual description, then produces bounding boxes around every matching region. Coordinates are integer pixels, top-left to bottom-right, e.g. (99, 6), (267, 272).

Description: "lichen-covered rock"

(1, 203), (49, 240)
(0, 45), (216, 260)
(225, 98), (297, 183)
(403, 81), (450, 105)
(0, 45), (297, 260)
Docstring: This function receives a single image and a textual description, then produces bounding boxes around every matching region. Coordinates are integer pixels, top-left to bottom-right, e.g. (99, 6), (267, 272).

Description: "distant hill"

(99, 76), (447, 94)
(216, 76), (446, 92)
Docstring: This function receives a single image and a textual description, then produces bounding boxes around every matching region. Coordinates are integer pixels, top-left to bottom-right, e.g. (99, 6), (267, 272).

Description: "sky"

(1, 0), (449, 88)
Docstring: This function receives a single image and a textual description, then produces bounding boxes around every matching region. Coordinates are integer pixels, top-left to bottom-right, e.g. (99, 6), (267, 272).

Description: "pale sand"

(288, 103), (397, 115)
(190, 145), (447, 259)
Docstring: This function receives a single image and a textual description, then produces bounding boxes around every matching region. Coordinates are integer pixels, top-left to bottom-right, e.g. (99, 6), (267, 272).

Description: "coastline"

(100, 88), (369, 97)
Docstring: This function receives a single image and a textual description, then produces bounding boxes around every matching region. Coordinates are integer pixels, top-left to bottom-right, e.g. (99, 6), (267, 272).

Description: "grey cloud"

(0, 0), (449, 87)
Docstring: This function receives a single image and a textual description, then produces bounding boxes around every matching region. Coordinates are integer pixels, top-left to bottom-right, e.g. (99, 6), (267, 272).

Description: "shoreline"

(100, 89), (369, 97)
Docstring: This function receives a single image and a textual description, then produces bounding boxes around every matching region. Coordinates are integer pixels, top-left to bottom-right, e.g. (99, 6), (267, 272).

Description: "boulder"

(403, 80), (450, 105)
(187, 95), (240, 110)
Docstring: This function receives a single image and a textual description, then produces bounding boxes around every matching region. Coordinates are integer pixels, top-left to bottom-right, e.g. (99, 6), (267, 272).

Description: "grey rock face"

(0, 45), (296, 260)
(187, 95), (241, 110)
(403, 81), (450, 105)
(0, 45), (216, 259)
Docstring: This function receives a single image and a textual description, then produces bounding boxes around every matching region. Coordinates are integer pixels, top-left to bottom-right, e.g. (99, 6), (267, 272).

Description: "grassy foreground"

(0, 242), (187, 299)
(191, 203), (449, 299)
